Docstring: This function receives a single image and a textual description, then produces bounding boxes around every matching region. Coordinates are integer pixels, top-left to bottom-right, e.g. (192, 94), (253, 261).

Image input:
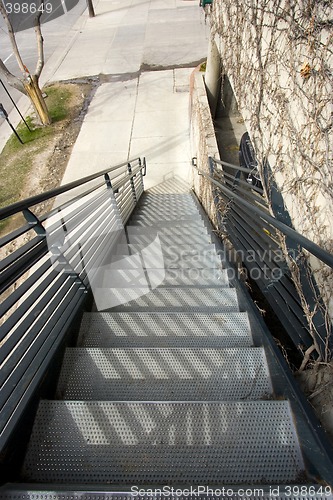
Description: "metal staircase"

(18, 181), (306, 489)
(1, 174), (333, 497)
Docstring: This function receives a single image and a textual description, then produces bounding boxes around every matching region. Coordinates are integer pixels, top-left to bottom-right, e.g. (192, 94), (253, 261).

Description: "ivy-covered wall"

(210, 0), (332, 249)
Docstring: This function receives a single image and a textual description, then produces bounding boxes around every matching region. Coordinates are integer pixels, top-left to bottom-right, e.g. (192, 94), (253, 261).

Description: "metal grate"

(129, 218), (206, 228)
(56, 347), (272, 401)
(93, 287), (239, 312)
(139, 201), (199, 210)
(126, 225), (209, 236)
(22, 401), (305, 484)
(109, 245), (222, 270)
(127, 231), (212, 246)
(135, 205), (200, 215)
(78, 312), (253, 348)
(102, 268), (229, 288)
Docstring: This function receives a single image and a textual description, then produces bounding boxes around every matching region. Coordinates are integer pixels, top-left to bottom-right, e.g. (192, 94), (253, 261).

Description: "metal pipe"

(0, 79), (31, 132)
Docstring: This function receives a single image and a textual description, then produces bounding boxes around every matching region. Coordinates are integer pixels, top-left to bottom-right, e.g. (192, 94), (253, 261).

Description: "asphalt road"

(0, 0), (86, 121)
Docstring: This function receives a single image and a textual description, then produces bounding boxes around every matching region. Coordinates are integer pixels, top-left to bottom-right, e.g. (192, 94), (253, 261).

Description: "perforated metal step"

(126, 225), (209, 236)
(102, 268), (229, 288)
(110, 244), (222, 269)
(135, 204), (200, 213)
(78, 312), (253, 348)
(130, 218), (206, 227)
(57, 347), (272, 401)
(139, 200), (199, 210)
(93, 287), (239, 312)
(126, 231), (212, 246)
(22, 400), (305, 484)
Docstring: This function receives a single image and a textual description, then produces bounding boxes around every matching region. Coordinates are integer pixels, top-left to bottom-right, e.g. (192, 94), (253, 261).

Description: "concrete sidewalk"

(58, 0), (209, 189)
(2, 0), (209, 190)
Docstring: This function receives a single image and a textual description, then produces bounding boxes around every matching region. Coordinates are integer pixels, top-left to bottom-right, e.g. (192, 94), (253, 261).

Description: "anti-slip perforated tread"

(126, 225), (209, 236)
(139, 202), (199, 211)
(110, 244), (222, 270)
(57, 347), (272, 400)
(103, 268), (229, 288)
(130, 219), (207, 227)
(78, 312), (253, 347)
(127, 232), (212, 245)
(94, 287), (239, 312)
(22, 401), (305, 484)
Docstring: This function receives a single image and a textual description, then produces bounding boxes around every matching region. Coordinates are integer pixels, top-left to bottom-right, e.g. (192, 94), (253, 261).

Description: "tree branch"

(0, 0), (29, 78)
(34, 0), (45, 77)
(0, 59), (25, 93)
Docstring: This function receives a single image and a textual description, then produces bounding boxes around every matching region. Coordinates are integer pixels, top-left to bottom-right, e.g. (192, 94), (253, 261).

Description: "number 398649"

(5, 3), (53, 14)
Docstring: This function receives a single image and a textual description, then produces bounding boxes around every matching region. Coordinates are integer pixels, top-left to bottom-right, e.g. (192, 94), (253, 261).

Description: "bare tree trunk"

(23, 75), (51, 126)
(0, 0), (51, 126)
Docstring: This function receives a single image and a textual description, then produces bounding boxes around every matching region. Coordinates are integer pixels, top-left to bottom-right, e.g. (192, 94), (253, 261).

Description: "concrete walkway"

(57, 0), (209, 189)
(1, 0), (209, 190)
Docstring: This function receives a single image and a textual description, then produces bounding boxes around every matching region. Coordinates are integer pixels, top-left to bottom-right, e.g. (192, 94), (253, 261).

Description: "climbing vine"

(209, 0), (333, 365)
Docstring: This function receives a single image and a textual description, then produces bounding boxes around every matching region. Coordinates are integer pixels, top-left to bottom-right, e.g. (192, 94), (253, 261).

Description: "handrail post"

(23, 208), (88, 291)
(104, 173), (112, 190)
(128, 162), (137, 204)
(139, 157), (146, 193)
(23, 208), (46, 237)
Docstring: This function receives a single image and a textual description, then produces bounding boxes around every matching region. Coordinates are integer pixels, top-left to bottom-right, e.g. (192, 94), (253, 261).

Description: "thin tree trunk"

(23, 75), (51, 126)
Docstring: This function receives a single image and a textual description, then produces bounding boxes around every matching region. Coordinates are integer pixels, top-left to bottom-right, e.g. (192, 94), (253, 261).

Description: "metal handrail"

(0, 157), (146, 455)
(0, 157), (144, 221)
(197, 158), (333, 269)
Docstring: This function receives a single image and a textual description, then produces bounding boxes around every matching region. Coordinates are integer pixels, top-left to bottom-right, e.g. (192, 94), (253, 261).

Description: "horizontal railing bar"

(0, 234), (43, 274)
(0, 240), (48, 296)
(49, 195), (115, 254)
(198, 161), (333, 269)
(217, 171), (265, 200)
(0, 282), (84, 435)
(231, 202), (280, 248)
(41, 188), (110, 239)
(0, 286), (85, 450)
(0, 258), (52, 325)
(0, 269), (64, 365)
(0, 158), (142, 221)
(225, 221), (312, 347)
(39, 181), (106, 225)
(0, 223), (32, 249)
(227, 214), (305, 312)
(66, 214), (121, 278)
(212, 156), (257, 173)
(0, 276), (78, 395)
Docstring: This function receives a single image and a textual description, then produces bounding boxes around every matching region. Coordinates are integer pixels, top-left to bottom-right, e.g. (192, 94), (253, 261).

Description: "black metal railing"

(0, 157), (146, 453)
(193, 157), (333, 363)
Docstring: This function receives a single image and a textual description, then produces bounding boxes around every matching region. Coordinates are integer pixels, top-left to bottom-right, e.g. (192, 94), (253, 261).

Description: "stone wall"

(190, 69), (220, 228)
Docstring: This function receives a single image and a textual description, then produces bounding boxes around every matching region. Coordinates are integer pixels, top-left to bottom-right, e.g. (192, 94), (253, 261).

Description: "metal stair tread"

(125, 232), (212, 245)
(22, 400), (305, 484)
(78, 311), (253, 347)
(108, 255), (222, 271)
(126, 225), (209, 235)
(93, 287), (239, 312)
(109, 244), (222, 270)
(56, 347), (272, 400)
(129, 219), (207, 227)
(101, 268), (229, 288)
